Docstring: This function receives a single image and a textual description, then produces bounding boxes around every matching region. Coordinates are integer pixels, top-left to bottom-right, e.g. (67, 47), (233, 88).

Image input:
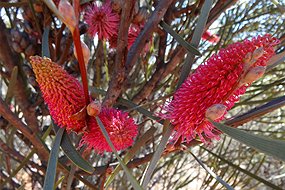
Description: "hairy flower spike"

(161, 34), (279, 143)
(30, 56), (86, 132)
(85, 1), (120, 40)
(81, 108), (138, 153)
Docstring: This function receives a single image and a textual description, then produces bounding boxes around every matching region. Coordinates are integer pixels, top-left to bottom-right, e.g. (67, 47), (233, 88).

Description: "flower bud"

(243, 52), (252, 64)
(252, 47), (264, 60)
(242, 66), (266, 84)
(74, 41), (90, 66)
(87, 100), (101, 117)
(58, 0), (76, 32)
(205, 104), (227, 120)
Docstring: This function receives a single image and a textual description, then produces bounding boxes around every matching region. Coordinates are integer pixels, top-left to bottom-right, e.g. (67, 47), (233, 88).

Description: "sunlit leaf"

(95, 116), (143, 190)
(211, 121), (285, 161)
(43, 128), (65, 190)
(53, 122), (94, 174)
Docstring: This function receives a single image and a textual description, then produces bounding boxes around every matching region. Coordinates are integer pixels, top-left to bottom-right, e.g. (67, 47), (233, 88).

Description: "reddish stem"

(72, 0), (89, 105)
(72, 28), (89, 105)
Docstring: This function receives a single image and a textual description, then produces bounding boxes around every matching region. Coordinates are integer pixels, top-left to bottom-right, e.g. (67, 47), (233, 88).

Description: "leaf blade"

(95, 116), (143, 190)
(211, 121), (285, 161)
(104, 127), (157, 188)
(53, 122), (94, 174)
(43, 127), (65, 190)
(160, 21), (201, 56)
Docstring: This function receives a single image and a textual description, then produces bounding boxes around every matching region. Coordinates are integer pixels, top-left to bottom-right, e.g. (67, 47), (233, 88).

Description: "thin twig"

(103, 0), (135, 107)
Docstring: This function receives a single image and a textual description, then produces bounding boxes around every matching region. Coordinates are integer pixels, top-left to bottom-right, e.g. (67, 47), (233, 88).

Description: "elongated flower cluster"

(161, 34), (279, 143)
(81, 108), (138, 153)
(30, 56), (86, 132)
(85, 1), (120, 40)
(30, 56), (138, 153)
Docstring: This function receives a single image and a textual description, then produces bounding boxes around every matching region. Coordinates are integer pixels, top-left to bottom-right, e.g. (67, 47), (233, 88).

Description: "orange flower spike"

(30, 56), (86, 132)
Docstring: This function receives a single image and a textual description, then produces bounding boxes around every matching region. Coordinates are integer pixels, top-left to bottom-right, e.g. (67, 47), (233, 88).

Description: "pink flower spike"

(29, 56), (86, 132)
(81, 108), (138, 153)
(128, 24), (141, 49)
(84, 1), (120, 40)
(160, 34), (279, 144)
(202, 30), (220, 43)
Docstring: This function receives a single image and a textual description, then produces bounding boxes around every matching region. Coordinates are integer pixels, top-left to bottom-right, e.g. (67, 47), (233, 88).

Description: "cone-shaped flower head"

(161, 34), (279, 143)
(81, 108), (138, 153)
(30, 56), (86, 132)
(85, 1), (120, 40)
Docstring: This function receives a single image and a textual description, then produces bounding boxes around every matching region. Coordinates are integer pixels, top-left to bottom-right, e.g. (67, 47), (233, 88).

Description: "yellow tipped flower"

(30, 56), (86, 132)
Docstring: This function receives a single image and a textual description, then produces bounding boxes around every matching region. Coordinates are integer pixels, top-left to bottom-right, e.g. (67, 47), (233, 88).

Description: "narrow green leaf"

(177, 0), (213, 88)
(42, 27), (50, 57)
(53, 176), (65, 190)
(202, 147), (283, 190)
(211, 121), (285, 161)
(141, 121), (174, 188)
(160, 21), (201, 56)
(95, 116), (143, 190)
(53, 122), (94, 174)
(225, 95), (285, 127)
(105, 127), (157, 188)
(5, 66), (18, 103)
(186, 149), (234, 190)
(43, 127), (65, 190)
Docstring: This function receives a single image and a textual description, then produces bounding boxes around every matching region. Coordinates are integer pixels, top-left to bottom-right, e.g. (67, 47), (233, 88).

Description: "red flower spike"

(80, 108), (138, 153)
(160, 34), (279, 143)
(30, 56), (86, 132)
(202, 30), (220, 43)
(128, 24), (141, 49)
(85, 1), (120, 40)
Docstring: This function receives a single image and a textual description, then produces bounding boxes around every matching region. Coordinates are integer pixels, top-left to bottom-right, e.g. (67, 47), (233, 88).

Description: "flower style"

(30, 56), (86, 132)
(84, 1), (120, 40)
(81, 108), (138, 153)
(161, 34), (279, 143)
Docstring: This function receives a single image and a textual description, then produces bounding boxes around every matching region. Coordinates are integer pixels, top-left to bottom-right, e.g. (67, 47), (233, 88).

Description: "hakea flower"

(81, 108), (138, 153)
(128, 24), (141, 49)
(110, 24), (151, 52)
(161, 34), (279, 143)
(202, 30), (220, 43)
(30, 56), (86, 132)
(85, 1), (120, 40)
